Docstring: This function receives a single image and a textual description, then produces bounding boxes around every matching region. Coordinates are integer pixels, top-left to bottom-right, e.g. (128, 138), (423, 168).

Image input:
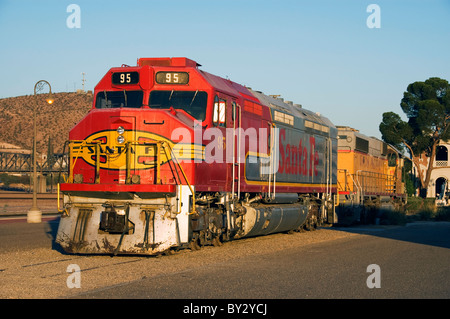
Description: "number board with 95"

(112, 72), (139, 85)
(156, 72), (189, 85)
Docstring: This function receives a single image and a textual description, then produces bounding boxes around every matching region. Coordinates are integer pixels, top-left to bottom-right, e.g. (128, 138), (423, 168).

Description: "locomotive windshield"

(95, 90), (143, 108)
(149, 90), (208, 121)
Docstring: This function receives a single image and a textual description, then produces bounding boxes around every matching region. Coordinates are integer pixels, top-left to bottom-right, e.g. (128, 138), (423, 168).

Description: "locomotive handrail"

(337, 169), (351, 193)
(160, 141), (196, 214)
(66, 139), (196, 214)
(67, 139), (156, 184)
(231, 103), (242, 202)
(338, 168), (363, 204)
(356, 170), (399, 195)
(353, 171), (364, 204)
(267, 122), (277, 200)
(57, 140), (70, 184)
(68, 140), (99, 183)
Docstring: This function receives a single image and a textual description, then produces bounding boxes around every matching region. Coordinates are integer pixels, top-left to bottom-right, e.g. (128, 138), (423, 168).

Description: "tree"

(379, 77), (450, 197)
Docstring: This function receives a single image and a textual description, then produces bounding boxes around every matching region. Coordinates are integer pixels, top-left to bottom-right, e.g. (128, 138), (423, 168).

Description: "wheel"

(212, 237), (222, 247)
(189, 240), (201, 251)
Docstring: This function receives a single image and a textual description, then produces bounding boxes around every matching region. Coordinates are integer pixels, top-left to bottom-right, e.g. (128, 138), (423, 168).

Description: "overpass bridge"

(0, 149), (69, 193)
(0, 150), (68, 174)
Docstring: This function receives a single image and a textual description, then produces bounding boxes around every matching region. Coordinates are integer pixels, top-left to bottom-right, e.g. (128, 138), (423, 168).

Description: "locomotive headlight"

(117, 126), (125, 143)
(116, 209), (126, 216)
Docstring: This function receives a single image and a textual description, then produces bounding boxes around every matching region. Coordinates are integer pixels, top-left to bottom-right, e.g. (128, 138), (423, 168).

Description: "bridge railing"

(0, 151), (69, 174)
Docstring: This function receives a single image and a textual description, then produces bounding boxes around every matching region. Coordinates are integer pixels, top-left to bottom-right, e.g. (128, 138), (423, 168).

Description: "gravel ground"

(0, 224), (360, 299)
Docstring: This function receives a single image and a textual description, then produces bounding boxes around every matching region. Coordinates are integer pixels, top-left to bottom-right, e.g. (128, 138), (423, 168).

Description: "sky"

(0, 0), (449, 139)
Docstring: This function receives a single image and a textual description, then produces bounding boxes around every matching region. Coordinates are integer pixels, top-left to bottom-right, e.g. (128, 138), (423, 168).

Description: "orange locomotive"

(336, 126), (406, 224)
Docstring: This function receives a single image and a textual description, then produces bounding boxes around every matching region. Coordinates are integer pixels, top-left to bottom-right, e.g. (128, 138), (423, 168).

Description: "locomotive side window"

(95, 90), (143, 108)
(149, 90), (207, 121)
(213, 95), (226, 127)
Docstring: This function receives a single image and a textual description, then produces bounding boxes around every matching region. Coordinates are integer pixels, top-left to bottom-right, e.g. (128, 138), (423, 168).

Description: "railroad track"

(0, 192), (60, 215)
(0, 192), (58, 199)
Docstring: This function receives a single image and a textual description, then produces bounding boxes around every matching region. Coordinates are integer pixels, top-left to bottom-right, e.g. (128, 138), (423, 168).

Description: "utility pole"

(81, 72), (86, 92)
(28, 80), (54, 223)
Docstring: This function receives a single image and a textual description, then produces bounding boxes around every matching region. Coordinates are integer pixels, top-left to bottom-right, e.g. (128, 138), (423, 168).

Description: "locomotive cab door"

(209, 94), (228, 186)
(262, 120), (278, 200)
(229, 100), (241, 200)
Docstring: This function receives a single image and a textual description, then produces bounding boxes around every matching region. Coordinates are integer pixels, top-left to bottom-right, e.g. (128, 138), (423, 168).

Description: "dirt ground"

(0, 221), (359, 299)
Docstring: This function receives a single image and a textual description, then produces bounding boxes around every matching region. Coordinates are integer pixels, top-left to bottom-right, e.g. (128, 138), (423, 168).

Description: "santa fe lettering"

(278, 128), (318, 177)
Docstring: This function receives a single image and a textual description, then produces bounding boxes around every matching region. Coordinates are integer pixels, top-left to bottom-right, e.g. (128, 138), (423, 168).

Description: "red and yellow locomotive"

(56, 57), (339, 255)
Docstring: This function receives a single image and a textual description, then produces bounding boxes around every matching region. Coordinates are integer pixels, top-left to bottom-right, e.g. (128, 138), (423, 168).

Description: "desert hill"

(0, 92), (93, 154)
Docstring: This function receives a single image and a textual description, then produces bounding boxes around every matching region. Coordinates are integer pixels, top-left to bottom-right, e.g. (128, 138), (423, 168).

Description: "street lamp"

(27, 80), (54, 223)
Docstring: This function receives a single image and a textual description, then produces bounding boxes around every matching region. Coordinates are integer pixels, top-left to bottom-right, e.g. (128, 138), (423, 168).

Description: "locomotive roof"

(337, 125), (403, 157)
(136, 57), (336, 133)
(249, 89), (335, 130)
(199, 69), (335, 131)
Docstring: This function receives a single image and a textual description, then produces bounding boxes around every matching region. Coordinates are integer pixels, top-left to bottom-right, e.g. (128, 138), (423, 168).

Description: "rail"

(0, 191), (62, 216)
